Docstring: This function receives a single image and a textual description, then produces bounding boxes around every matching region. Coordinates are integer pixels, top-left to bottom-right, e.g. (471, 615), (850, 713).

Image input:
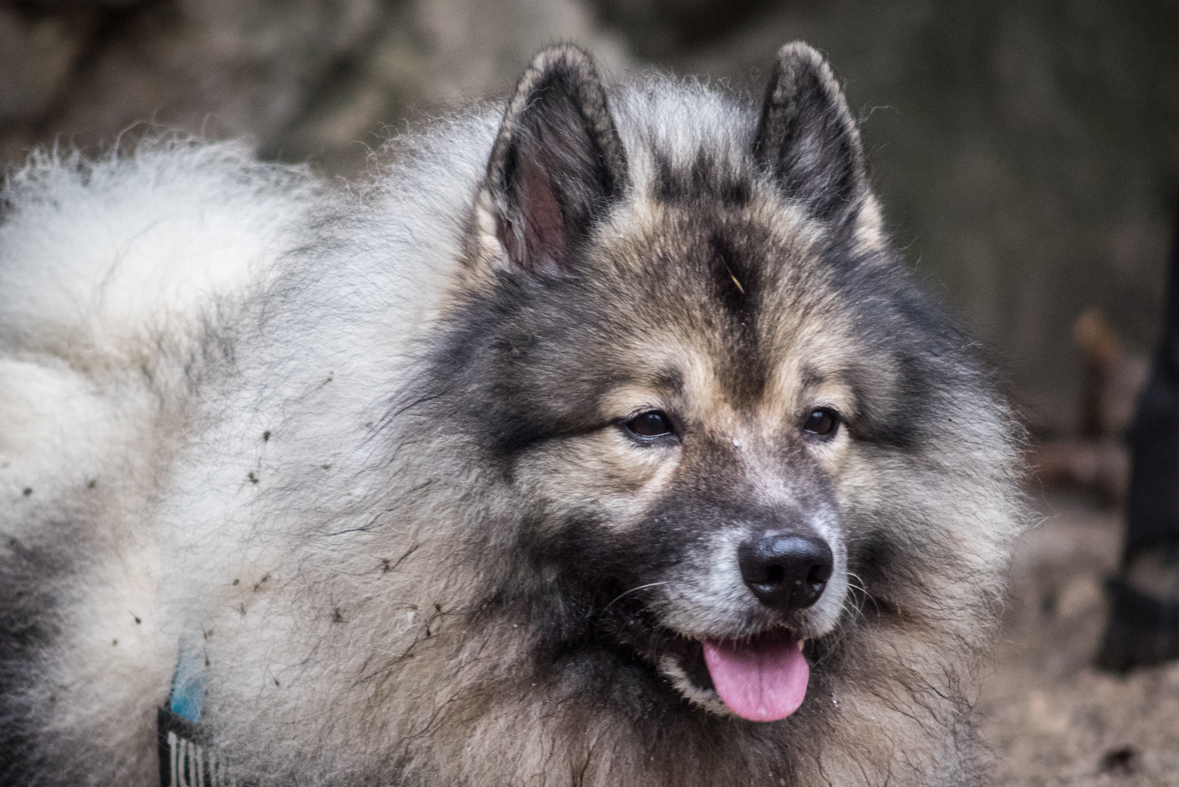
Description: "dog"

(0, 43), (1024, 786)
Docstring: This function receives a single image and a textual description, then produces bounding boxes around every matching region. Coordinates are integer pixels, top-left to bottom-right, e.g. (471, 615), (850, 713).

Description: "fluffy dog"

(0, 43), (1023, 786)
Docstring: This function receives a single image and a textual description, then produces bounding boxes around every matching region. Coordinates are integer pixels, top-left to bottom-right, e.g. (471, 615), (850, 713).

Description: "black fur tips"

(485, 45), (629, 274)
(753, 42), (868, 229)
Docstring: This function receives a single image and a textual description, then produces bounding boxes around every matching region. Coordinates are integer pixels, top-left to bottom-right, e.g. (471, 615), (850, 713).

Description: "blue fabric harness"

(159, 641), (237, 786)
(168, 639), (206, 723)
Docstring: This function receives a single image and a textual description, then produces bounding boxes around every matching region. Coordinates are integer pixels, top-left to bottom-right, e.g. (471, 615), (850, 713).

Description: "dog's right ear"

(753, 43), (869, 232)
(477, 45), (629, 276)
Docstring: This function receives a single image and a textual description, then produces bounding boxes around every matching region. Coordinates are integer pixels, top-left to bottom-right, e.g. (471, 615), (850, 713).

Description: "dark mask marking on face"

(708, 232), (768, 403)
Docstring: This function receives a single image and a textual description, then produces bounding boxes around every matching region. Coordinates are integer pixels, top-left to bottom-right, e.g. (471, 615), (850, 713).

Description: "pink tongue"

(702, 631), (809, 722)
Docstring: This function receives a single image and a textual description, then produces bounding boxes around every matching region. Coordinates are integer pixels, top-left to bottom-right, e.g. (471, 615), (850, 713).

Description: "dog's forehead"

(602, 196), (836, 315)
(594, 200), (864, 411)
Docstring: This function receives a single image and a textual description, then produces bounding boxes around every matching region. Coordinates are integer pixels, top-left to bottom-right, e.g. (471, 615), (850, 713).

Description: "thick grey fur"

(0, 43), (1024, 786)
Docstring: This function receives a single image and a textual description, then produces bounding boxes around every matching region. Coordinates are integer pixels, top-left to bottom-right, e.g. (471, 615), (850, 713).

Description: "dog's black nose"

(738, 532), (833, 612)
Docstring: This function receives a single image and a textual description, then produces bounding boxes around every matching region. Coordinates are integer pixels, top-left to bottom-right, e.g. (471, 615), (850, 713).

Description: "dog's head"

(432, 44), (1010, 724)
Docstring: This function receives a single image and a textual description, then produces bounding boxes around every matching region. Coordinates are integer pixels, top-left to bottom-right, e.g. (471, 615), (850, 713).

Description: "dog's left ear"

(480, 45), (629, 275)
(753, 43), (869, 232)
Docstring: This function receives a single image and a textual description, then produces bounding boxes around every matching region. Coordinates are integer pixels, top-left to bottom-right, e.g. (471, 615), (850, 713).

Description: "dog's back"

(0, 142), (321, 783)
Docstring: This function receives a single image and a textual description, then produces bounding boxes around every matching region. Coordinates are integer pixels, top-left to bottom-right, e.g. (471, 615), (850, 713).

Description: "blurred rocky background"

(2, 2), (1178, 782)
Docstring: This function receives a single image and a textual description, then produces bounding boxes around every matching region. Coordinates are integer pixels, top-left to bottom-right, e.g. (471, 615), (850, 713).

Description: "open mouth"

(602, 597), (810, 722)
(700, 630), (809, 721)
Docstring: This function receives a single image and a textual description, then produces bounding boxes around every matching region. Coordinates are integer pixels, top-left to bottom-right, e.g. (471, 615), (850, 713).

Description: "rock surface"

(0, 0), (628, 174)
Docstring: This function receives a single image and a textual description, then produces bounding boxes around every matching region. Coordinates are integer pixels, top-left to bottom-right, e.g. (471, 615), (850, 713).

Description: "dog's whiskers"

(599, 582), (669, 616)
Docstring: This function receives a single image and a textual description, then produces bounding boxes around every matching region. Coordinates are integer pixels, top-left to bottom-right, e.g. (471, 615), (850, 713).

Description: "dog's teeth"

(797, 638), (806, 652)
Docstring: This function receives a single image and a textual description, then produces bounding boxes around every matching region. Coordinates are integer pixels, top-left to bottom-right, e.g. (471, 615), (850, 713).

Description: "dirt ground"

(979, 492), (1179, 785)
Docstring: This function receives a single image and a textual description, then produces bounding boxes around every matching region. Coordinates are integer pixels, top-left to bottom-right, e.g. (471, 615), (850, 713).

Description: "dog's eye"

(625, 411), (674, 439)
(802, 407), (840, 438)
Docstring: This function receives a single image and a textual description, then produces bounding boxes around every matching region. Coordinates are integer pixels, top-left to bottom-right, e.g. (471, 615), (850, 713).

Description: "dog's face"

(450, 45), (901, 721)
(508, 203), (863, 718)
